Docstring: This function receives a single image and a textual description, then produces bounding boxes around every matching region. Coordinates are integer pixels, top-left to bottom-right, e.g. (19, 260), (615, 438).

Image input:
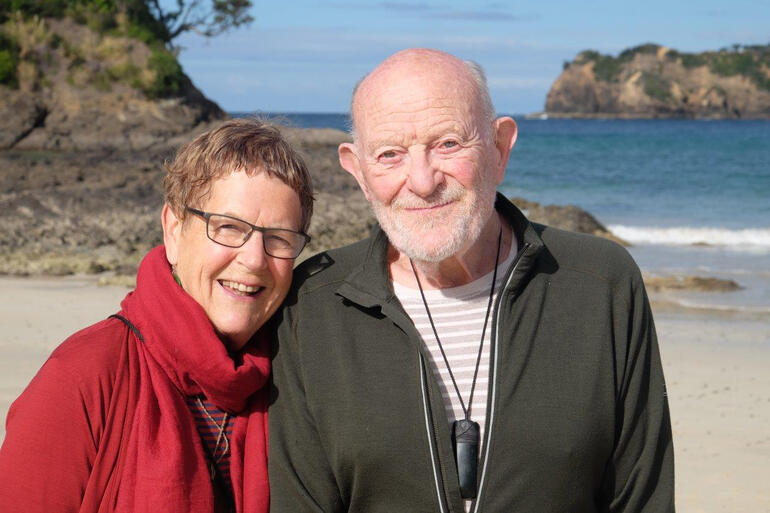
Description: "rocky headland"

(546, 43), (770, 119)
(0, 13), (224, 151)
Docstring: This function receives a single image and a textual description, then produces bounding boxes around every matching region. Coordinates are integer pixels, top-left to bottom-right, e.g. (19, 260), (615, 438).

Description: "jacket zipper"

(418, 242), (532, 513)
(472, 242), (530, 513)
(419, 353), (449, 513)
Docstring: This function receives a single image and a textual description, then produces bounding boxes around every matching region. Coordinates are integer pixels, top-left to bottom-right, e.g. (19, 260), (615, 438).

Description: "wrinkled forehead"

(353, 62), (485, 145)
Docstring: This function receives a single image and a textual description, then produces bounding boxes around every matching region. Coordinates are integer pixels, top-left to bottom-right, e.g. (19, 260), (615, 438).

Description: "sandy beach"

(1, 275), (768, 512)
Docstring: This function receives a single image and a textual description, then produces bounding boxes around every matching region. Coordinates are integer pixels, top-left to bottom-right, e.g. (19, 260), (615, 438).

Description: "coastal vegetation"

(0, 0), (252, 95)
(0, 0), (252, 45)
(0, 31), (20, 86)
(575, 43), (770, 91)
(576, 43), (661, 82)
(0, 0), (227, 151)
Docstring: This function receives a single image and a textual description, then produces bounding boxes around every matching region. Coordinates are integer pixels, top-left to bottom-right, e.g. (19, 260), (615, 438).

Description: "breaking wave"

(608, 225), (770, 250)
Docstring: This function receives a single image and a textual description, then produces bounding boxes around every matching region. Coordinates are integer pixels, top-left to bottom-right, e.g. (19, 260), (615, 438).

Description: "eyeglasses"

(185, 207), (310, 259)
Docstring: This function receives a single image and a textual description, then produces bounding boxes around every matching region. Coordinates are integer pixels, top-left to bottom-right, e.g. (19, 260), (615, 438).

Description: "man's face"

(342, 62), (503, 262)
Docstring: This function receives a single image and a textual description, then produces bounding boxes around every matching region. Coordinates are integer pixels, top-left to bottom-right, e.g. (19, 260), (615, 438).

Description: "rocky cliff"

(0, 13), (224, 150)
(546, 43), (770, 118)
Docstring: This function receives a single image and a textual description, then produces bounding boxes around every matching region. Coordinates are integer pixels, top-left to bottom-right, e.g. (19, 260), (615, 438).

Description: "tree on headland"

(147, 0), (252, 43)
(0, 0), (252, 97)
(0, 0), (253, 46)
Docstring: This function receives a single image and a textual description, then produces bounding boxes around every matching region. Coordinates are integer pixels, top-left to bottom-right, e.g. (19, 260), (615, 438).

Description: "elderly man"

(269, 49), (674, 512)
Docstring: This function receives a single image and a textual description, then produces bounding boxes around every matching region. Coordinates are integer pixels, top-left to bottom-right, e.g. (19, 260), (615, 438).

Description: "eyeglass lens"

(206, 214), (305, 258)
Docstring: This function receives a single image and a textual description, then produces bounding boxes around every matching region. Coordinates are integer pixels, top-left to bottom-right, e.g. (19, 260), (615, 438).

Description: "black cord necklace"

(409, 225), (503, 499)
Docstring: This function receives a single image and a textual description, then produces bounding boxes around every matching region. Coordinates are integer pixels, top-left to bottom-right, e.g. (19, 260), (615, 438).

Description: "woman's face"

(163, 170), (303, 352)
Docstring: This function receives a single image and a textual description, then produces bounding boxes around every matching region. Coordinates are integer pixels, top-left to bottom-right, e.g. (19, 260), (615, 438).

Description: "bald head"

(350, 49), (495, 141)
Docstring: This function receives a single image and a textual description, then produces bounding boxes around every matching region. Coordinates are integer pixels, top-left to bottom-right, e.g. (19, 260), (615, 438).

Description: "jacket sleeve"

(0, 349), (100, 513)
(604, 269), (675, 512)
(268, 307), (344, 513)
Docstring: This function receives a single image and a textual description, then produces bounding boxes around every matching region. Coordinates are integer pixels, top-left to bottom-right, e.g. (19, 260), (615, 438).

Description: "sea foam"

(608, 225), (770, 250)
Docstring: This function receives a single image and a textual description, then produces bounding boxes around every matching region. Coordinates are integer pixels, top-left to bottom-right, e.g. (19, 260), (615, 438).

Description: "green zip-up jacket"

(269, 195), (674, 513)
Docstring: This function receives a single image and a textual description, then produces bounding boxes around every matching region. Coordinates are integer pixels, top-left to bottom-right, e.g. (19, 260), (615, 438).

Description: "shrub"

(48, 32), (63, 49)
(92, 69), (112, 91)
(642, 72), (671, 102)
(144, 47), (183, 98)
(2, 0), (166, 44)
(577, 50), (601, 63)
(86, 10), (118, 33)
(665, 50), (680, 61)
(68, 54), (85, 69)
(108, 61), (142, 88)
(619, 43), (660, 59)
(577, 48), (633, 82)
(0, 50), (18, 86)
(710, 51), (757, 77)
(679, 53), (705, 68)
(125, 21), (159, 45)
(6, 0), (70, 18)
(0, 33), (20, 87)
(706, 48), (770, 92)
(592, 55), (625, 82)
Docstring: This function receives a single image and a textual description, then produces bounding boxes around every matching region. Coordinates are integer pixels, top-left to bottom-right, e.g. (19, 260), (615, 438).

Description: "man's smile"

(404, 201), (453, 212)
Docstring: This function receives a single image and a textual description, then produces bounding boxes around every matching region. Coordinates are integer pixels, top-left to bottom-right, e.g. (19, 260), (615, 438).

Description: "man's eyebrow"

(365, 126), (472, 152)
(366, 139), (401, 151)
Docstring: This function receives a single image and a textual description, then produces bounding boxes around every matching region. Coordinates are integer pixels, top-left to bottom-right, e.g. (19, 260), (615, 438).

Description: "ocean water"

(250, 112), (770, 313)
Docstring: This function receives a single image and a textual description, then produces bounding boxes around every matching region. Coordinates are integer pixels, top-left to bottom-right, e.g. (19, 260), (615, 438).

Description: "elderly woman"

(0, 119), (313, 513)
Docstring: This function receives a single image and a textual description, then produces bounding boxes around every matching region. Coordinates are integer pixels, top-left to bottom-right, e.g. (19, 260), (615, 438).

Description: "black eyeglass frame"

(185, 207), (311, 259)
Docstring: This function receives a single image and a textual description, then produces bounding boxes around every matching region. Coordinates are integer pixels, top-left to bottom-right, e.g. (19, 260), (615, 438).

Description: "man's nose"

(406, 147), (443, 197)
(238, 230), (269, 270)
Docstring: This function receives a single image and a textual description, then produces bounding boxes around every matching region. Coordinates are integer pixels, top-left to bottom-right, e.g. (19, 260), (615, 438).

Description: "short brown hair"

(164, 118), (314, 231)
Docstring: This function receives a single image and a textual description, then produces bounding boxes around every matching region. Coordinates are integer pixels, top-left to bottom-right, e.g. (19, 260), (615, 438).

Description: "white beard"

(369, 176), (498, 263)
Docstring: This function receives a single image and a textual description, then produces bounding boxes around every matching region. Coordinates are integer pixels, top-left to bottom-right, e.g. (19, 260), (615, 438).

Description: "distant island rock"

(546, 43), (770, 119)
(0, 14), (224, 150)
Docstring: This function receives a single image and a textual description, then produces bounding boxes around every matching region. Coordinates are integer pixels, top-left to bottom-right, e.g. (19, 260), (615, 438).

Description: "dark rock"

(0, 93), (47, 149)
(644, 275), (743, 293)
(511, 197), (629, 245)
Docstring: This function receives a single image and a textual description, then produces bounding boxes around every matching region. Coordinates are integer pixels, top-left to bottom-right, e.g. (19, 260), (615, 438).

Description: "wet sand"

(0, 276), (768, 511)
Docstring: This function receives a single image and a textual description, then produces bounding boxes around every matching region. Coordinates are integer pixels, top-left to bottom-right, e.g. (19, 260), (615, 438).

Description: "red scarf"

(108, 246), (269, 513)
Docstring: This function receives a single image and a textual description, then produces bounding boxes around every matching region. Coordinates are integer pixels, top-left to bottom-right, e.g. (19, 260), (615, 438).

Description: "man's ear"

(338, 142), (372, 201)
(161, 203), (182, 266)
(491, 117), (518, 184)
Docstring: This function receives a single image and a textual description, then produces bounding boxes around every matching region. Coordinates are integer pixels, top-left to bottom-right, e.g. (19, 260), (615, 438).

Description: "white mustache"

(391, 184), (464, 210)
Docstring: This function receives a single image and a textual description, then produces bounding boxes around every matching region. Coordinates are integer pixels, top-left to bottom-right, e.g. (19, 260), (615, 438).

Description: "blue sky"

(175, 1), (770, 114)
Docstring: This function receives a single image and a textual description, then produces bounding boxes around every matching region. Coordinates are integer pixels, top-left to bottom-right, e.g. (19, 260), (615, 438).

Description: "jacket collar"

(336, 193), (545, 308)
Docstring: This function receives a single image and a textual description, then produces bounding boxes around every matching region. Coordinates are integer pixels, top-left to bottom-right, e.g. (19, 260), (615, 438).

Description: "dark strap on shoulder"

(109, 314), (145, 343)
